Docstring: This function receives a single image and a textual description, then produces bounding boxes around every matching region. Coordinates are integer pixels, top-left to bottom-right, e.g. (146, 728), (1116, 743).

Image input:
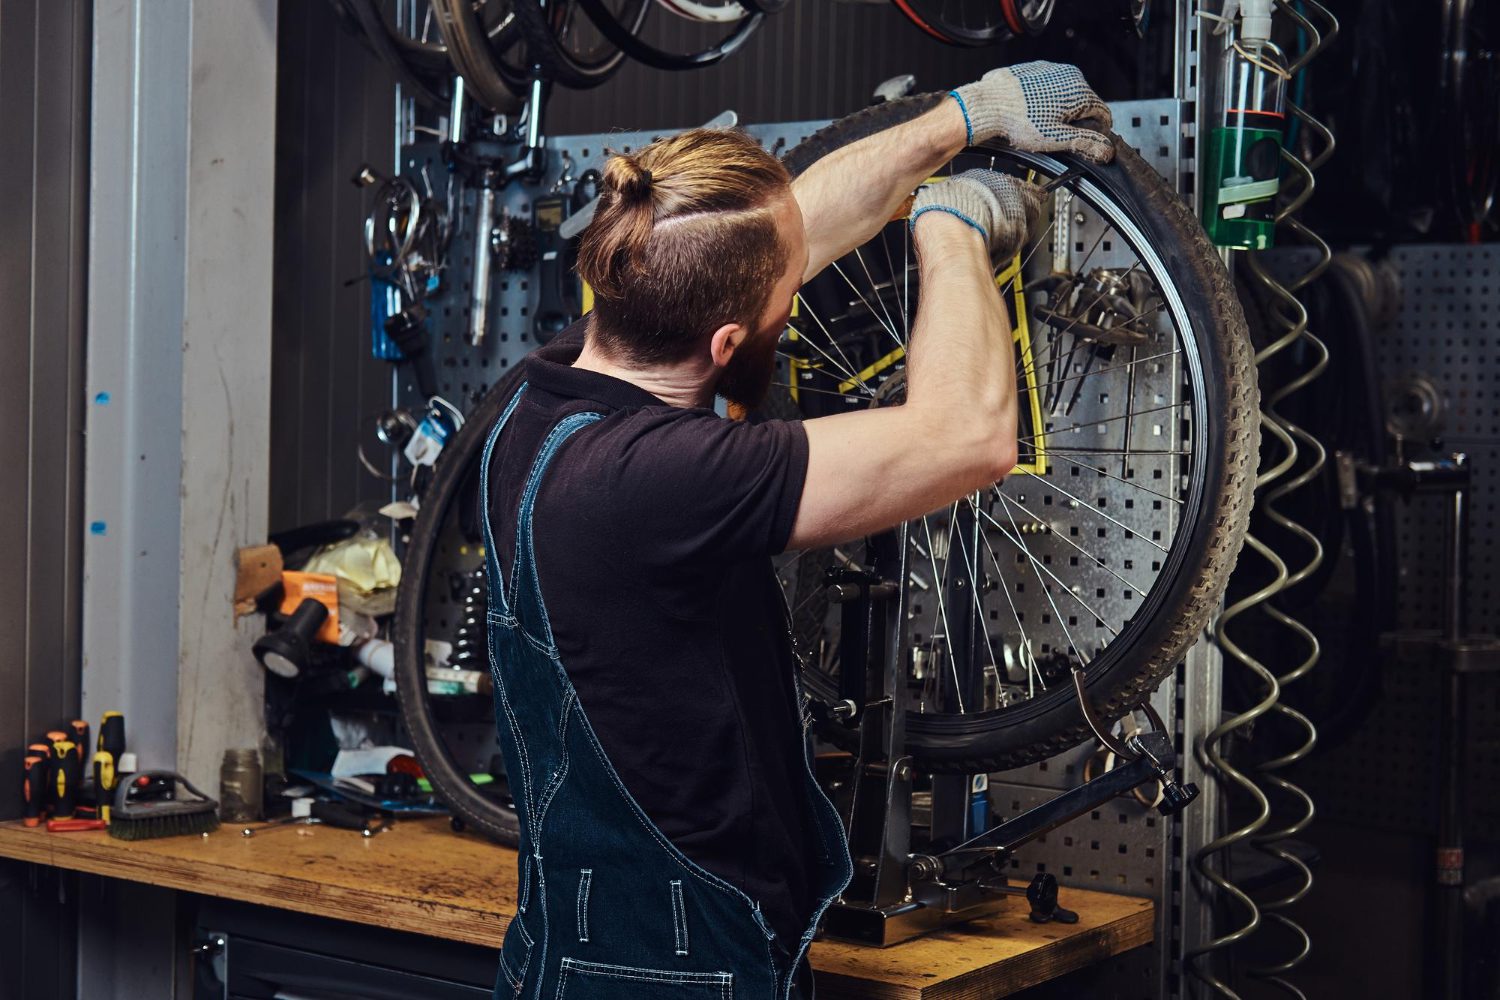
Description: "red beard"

(716, 323), (780, 411)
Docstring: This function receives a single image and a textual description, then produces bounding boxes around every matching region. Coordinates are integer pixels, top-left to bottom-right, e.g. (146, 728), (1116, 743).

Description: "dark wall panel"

(0, 0), (90, 995)
(547, 3), (1023, 133)
(271, 0), (401, 532)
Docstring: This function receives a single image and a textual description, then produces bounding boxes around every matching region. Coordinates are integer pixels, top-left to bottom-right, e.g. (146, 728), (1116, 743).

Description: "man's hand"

(950, 62), (1115, 164)
(910, 170), (1044, 262)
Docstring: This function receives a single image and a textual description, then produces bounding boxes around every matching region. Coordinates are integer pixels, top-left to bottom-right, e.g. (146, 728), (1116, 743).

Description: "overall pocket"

(554, 957), (733, 1000)
(497, 915), (534, 996)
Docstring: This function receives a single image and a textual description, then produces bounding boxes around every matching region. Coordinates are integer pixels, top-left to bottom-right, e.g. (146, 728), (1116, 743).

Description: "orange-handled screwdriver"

(23, 755), (49, 827)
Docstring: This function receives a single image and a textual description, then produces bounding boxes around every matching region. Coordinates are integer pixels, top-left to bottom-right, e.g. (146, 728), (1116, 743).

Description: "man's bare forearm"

(905, 212), (1018, 478)
(792, 99), (968, 282)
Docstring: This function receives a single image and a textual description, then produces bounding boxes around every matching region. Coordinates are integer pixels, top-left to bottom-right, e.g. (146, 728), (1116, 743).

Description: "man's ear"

(708, 322), (748, 370)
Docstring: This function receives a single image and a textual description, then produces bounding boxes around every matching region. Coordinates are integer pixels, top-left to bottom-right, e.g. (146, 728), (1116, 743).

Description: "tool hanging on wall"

(446, 74), (552, 349)
(531, 194), (578, 344)
(354, 157), (453, 398)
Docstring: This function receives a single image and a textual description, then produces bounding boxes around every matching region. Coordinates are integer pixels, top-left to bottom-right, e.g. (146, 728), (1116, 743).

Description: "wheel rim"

(892, 0), (1052, 45)
(779, 143), (1213, 761)
(655, 0), (750, 23)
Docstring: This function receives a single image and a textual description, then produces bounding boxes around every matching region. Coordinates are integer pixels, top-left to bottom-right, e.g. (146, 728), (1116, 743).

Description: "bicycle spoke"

(1038, 260), (1147, 346)
(951, 494), (1004, 708)
(991, 489), (1153, 595)
(998, 212), (1060, 289)
(797, 296), (876, 394)
(880, 225), (910, 343)
(784, 319), (872, 394)
(938, 503), (973, 712)
(1041, 447), (1191, 456)
(854, 246), (903, 348)
(985, 509), (1120, 639)
(830, 260), (905, 352)
(919, 512), (965, 713)
(1009, 468), (1171, 554)
(1019, 400), (1186, 446)
(1030, 450), (1185, 506)
(997, 500), (1094, 667)
(971, 498), (1046, 696)
(902, 223), (912, 340)
(1026, 348), (1182, 396)
(769, 376), (866, 404)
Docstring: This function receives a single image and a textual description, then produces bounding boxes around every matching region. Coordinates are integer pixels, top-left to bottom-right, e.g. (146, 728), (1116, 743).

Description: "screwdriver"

(68, 720), (90, 765)
(93, 751), (117, 823)
(98, 711), (125, 760)
(52, 740), (81, 818)
(23, 755), (49, 827)
(47, 818), (107, 833)
(96, 712), (126, 821)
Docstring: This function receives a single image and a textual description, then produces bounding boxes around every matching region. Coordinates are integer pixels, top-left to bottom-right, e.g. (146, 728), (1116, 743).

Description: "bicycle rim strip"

(778, 146), (1208, 730)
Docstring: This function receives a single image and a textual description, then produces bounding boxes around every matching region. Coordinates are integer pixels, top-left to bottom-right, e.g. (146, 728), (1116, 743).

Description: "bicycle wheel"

(430, 0), (531, 112)
(574, 0), (764, 70)
(507, 0), (652, 89)
(394, 362), (530, 846)
(655, 0), (751, 23)
(334, 0), (452, 106)
(891, 0), (1054, 46)
(1439, 0), (1500, 229)
(775, 94), (1257, 773)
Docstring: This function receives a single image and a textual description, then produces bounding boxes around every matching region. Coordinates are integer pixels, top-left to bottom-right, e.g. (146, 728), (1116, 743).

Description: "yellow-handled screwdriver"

(93, 751), (117, 824)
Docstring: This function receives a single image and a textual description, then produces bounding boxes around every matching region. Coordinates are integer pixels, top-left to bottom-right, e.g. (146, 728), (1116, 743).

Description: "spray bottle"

(1203, 1), (1290, 249)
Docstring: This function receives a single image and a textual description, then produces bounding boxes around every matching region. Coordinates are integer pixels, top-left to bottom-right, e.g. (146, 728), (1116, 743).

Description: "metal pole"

(1436, 454), (1469, 1000)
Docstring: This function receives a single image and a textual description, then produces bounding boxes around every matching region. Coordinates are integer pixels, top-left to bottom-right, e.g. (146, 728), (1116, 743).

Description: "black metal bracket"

(818, 532), (1197, 946)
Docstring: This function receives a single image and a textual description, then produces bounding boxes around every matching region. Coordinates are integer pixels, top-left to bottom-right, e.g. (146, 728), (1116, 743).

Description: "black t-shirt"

(485, 322), (818, 948)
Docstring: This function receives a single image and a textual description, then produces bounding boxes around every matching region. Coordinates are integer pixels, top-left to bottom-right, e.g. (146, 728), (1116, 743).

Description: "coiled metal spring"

(1188, 2), (1339, 996)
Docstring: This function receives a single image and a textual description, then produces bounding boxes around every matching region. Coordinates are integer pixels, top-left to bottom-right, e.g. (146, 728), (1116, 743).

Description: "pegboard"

(1256, 243), (1500, 837)
(393, 119), (829, 414)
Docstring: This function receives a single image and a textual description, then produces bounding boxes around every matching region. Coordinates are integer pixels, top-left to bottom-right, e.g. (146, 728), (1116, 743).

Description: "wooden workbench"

(0, 817), (1151, 999)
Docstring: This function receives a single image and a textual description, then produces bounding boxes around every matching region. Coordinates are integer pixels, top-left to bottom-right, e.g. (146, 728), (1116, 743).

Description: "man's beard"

(716, 323), (780, 411)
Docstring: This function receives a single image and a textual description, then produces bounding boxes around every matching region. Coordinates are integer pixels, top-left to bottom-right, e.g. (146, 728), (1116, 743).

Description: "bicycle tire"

(890, 0), (1052, 46)
(1439, 0), (1500, 228)
(433, 0), (527, 114)
(508, 0), (652, 90)
(339, 0), (450, 106)
(394, 363), (531, 847)
(779, 94), (1257, 773)
(656, 0), (751, 23)
(575, 0), (764, 71)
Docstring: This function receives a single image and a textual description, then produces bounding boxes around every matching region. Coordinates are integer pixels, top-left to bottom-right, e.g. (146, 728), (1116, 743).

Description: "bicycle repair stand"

(1348, 452), (1500, 1000)
(814, 520), (1198, 947)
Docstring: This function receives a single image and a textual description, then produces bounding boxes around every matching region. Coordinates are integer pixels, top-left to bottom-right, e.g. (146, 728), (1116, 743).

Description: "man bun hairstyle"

(577, 128), (793, 366)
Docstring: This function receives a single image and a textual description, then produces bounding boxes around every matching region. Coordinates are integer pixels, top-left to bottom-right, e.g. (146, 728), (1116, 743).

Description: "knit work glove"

(910, 170), (1044, 262)
(950, 61), (1115, 164)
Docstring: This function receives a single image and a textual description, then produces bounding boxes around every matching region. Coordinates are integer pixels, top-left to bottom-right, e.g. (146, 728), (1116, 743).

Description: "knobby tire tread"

(780, 95), (1258, 773)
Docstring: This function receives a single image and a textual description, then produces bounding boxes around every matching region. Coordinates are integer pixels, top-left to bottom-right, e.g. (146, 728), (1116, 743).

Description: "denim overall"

(480, 384), (854, 1000)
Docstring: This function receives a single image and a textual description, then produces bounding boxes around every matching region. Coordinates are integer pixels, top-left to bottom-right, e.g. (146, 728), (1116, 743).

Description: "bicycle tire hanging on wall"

(890, 0), (1055, 46)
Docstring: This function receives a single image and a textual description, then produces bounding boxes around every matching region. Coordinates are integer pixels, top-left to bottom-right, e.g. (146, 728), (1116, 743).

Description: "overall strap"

(479, 384), (530, 619)
(509, 410), (604, 654)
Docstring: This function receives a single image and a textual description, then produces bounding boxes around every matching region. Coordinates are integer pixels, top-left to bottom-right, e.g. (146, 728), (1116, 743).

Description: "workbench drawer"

(192, 898), (500, 1000)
